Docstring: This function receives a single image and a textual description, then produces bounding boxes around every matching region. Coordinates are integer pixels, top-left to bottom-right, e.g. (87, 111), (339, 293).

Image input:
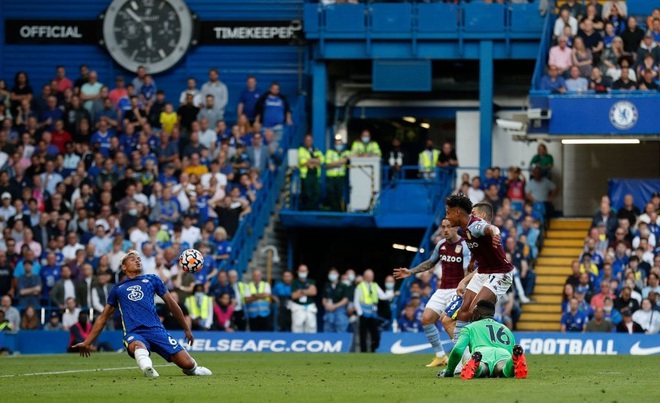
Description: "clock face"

(102, 0), (194, 74)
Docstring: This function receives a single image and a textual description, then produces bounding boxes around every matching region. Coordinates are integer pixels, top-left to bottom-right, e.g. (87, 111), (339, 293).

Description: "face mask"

(385, 282), (395, 290)
(328, 274), (338, 282)
(603, 306), (612, 313)
(298, 272), (308, 280)
(195, 292), (205, 299)
(129, 209), (137, 216)
(341, 280), (351, 287)
(347, 274), (355, 282)
(334, 144), (344, 152)
(361, 136), (369, 143)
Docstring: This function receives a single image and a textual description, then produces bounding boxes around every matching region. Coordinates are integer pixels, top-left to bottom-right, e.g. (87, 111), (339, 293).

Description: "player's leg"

(502, 344), (528, 379)
(420, 308), (446, 366)
(146, 329), (212, 376)
(170, 349), (212, 376)
(440, 315), (456, 340)
(126, 338), (159, 378)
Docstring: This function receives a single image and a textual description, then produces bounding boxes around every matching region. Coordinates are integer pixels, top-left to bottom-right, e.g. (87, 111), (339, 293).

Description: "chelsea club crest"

(609, 101), (638, 130)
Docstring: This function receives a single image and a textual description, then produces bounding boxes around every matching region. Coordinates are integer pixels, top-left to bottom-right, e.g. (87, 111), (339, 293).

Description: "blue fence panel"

(417, 3), (459, 33)
(324, 4), (365, 33)
(371, 3), (412, 34)
(303, 3), (321, 34)
(510, 3), (544, 34)
(463, 3), (506, 33)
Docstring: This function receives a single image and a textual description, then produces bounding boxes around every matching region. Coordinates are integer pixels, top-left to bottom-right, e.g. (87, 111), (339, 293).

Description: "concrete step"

(535, 266), (571, 276)
(519, 312), (562, 322)
(536, 275), (568, 285)
(545, 230), (586, 240)
(523, 304), (562, 313)
(543, 238), (586, 248)
(531, 294), (563, 304)
(549, 219), (592, 231)
(540, 247), (584, 257)
(537, 256), (575, 266)
(533, 284), (564, 294)
(516, 321), (560, 331)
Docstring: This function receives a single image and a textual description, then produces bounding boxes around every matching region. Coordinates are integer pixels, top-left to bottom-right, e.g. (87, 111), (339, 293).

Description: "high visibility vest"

(418, 149), (440, 172)
(358, 281), (379, 318)
(351, 141), (382, 157)
(185, 295), (212, 320)
(298, 147), (324, 179)
(325, 149), (349, 177)
(246, 281), (270, 318)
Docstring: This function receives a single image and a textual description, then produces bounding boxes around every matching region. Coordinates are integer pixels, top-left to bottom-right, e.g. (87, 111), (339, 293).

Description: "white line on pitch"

(0, 364), (173, 378)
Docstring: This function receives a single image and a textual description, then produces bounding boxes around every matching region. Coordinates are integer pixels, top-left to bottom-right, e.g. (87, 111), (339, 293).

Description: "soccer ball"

(179, 248), (204, 273)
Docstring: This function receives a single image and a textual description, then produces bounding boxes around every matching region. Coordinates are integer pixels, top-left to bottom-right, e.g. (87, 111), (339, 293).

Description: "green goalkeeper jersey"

(446, 318), (515, 374)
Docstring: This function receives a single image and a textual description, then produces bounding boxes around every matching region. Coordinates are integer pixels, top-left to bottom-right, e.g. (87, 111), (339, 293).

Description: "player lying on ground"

(445, 198), (514, 350)
(73, 250), (212, 378)
(393, 218), (470, 367)
(441, 300), (527, 379)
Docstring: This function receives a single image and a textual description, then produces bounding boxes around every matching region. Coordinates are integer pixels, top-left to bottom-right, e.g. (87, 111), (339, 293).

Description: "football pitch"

(0, 353), (655, 403)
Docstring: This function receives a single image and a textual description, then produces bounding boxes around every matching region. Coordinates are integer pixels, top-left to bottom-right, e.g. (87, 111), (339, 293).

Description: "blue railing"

(222, 97), (307, 274)
(530, 1), (556, 90)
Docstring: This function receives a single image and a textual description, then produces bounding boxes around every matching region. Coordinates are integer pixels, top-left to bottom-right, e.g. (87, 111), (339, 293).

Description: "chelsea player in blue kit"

(73, 250), (212, 378)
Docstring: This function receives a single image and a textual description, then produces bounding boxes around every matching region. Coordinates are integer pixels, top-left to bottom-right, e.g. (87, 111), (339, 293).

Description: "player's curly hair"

(446, 194), (473, 214)
(475, 299), (496, 319)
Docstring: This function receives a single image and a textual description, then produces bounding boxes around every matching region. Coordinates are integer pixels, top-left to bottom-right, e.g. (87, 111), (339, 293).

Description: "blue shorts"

(124, 327), (183, 362)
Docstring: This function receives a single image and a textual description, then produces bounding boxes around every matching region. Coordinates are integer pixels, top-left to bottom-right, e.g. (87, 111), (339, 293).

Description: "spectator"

(526, 167), (557, 223)
(323, 268), (349, 332)
(290, 264), (318, 334)
(565, 260), (581, 288)
(272, 271), (294, 332)
(540, 65), (567, 93)
(590, 280), (616, 310)
(17, 260), (41, 308)
(43, 311), (63, 331)
(621, 16), (645, 54)
(615, 309), (644, 333)
(185, 284), (215, 331)
(612, 62), (637, 90)
(600, 37), (626, 78)
(529, 143), (554, 177)
(351, 129), (382, 157)
(585, 307), (612, 332)
(0, 295), (20, 331)
(650, 18), (660, 44)
(61, 296), (81, 330)
(200, 68), (229, 119)
(243, 269), (271, 331)
(437, 142), (458, 168)
(179, 77), (202, 107)
(561, 283), (574, 313)
(580, 253), (599, 277)
(616, 194), (641, 228)
(638, 68), (659, 91)
(418, 138), (440, 180)
(354, 269), (387, 353)
(67, 311), (112, 353)
(603, 296), (622, 325)
(554, 8), (578, 38)
(578, 19), (604, 64)
(298, 134), (324, 211)
(212, 292), (235, 331)
(575, 272), (594, 302)
(592, 200), (618, 241)
(560, 0), (585, 20)
(637, 52), (659, 80)
(467, 176), (485, 205)
(636, 33), (660, 67)
(642, 271), (660, 298)
(79, 71), (103, 113)
(20, 305), (40, 330)
(254, 82), (292, 130)
(177, 93), (200, 135)
(560, 297), (588, 332)
(602, 0), (627, 20)
(91, 269), (113, 321)
(247, 132), (270, 174)
(10, 71), (34, 118)
(398, 302), (423, 333)
(632, 298), (660, 334)
(214, 187), (251, 238)
(237, 75), (261, 123)
(108, 76), (128, 108)
(572, 36), (593, 79)
(565, 65), (589, 92)
(614, 286), (640, 313)
(53, 65), (73, 95)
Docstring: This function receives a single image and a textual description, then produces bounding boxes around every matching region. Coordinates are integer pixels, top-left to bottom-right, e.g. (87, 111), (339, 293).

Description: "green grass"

(0, 353), (655, 403)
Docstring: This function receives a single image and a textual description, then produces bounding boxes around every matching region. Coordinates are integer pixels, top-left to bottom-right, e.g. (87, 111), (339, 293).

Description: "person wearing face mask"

(323, 268), (350, 332)
(350, 129), (381, 158)
(387, 137), (405, 180)
(290, 264), (318, 333)
(418, 138), (440, 180)
(323, 137), (349, 212)
(184, 284), (216, 330)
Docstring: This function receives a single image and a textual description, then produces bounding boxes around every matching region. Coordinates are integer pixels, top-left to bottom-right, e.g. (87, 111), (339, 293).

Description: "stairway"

(516, 218), (591, 331)
(253, 197), (289, 282)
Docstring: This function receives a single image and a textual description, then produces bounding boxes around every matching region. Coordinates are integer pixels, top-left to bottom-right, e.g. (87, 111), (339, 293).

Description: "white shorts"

(425, 288), (457, 316)
(465, 272), (513, 301)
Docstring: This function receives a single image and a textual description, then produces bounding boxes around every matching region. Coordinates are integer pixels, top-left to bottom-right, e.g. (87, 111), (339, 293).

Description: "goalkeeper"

(442, 300), (527, 379)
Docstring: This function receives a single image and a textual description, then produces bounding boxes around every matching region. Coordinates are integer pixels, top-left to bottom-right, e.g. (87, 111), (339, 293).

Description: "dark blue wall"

(0, 0), (305, 119)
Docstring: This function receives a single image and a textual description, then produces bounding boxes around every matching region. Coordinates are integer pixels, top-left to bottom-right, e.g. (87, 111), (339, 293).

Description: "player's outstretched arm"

(444, 329), (470, 376)
(393, 257), (436, 280)
(72, 304), (116, 357)
(163, 292), (194, 346)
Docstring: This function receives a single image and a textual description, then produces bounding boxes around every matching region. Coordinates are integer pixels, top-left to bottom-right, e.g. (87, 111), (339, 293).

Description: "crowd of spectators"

(560, 191), (660, 333)
(542, 2), (660, 93)
(0, 63), (293, 333)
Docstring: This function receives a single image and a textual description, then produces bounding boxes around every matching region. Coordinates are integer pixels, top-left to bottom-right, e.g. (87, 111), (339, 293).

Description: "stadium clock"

(100, 0), (196, 74)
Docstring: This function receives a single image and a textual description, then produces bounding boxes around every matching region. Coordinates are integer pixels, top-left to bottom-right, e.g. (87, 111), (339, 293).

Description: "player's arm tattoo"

(410, 259), (434, 275)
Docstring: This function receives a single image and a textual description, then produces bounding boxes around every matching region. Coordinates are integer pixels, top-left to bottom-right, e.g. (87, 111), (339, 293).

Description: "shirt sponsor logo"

(126, 285), (144, 302)
(440, 255), (462, 263)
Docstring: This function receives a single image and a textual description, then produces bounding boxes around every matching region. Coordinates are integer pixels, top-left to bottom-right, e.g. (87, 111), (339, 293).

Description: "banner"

(171, 331), (351, 353)
(198, 21), (303, 45)
(4, 20), (99, 45)
(548, 95), (660, 135)
(377, 332), (660, 355)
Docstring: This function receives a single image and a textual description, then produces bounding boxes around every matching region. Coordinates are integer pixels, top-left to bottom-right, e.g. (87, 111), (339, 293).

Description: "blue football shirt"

(108, 274), (167, 333)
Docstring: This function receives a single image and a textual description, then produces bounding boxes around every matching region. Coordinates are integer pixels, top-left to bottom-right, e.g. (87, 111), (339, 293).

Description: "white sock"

(134, 348), (153, 371)
(183, 358), (198, 375)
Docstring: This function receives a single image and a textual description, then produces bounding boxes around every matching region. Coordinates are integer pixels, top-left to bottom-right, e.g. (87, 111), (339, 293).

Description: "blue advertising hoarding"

(1, 331), (659, 355)
(548, 94), (660, 135)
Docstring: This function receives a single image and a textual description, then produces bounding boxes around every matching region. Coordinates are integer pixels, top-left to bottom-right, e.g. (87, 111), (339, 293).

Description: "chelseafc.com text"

(181, 338), (344, 353)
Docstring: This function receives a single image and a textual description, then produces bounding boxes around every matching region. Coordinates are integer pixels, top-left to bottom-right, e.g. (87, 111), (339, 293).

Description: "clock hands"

(125, 7), (154, 49)
(125, 8), (143, 24)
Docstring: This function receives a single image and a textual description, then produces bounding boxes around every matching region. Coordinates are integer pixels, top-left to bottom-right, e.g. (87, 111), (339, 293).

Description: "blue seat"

(371, 3), (412, 33)
(510, 4), (544, 33)
(417, 3), (460, 33)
